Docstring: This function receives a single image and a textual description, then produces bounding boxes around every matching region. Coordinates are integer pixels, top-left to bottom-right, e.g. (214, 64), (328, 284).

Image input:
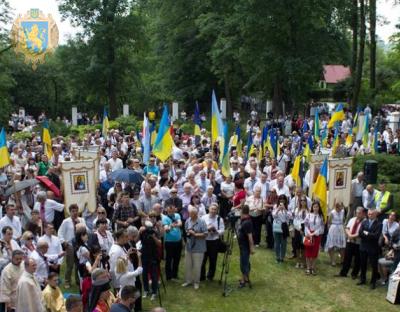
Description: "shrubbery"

(352, 154), (400, 184)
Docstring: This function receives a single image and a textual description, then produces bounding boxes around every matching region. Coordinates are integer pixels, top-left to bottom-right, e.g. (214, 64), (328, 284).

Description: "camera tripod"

(218, 223), (236, 297)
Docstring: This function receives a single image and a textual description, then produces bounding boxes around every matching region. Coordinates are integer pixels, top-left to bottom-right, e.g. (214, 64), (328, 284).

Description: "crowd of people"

(0, 105), (399, 312)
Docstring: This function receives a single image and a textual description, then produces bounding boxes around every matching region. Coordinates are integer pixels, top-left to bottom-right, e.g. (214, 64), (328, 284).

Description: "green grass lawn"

(61, 240), (398, 312)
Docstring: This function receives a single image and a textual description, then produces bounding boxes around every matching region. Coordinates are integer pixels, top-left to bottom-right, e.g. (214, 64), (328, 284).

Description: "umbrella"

(36, 176), (62, 198)
(109, 169), (144, 185)
(4, 179), (40, 197)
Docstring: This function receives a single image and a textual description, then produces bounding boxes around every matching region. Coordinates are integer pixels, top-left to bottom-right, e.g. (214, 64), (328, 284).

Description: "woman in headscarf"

(87, 269), (114, 312)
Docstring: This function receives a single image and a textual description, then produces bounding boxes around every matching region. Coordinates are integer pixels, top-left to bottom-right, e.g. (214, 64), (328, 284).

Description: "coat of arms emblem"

(11, 9), (59, 70)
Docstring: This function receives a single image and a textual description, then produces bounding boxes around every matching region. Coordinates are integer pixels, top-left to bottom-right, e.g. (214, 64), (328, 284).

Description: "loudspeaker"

(364, 160), (378, 184)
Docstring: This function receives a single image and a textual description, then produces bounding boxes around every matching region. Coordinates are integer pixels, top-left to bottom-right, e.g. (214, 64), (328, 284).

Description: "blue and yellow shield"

(12, 9), (59, 70)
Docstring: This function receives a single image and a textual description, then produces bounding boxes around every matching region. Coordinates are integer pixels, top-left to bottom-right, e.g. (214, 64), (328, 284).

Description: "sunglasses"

(98, 212), (106, 214)
(27, 237), (34, 240)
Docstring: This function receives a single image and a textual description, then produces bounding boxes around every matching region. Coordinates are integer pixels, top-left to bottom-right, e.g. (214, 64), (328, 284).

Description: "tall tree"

(351, 0), (366, 110)
(58, 0), (145, 118)
(369, 0), (376, 90)
(350, 0), (358, 76)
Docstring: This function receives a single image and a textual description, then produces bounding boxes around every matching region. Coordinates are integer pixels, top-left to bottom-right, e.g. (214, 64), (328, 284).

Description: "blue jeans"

(239, 246), (251, 276)
(273, 232), (287, 261)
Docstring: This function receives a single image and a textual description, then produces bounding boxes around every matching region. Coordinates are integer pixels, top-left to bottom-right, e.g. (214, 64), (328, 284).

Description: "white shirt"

(275, 184), (290, 199)
(220, 182), (235, 198)
(33, 199), (64, 223)
(115, 267), (143, 289)
(57, 217), (86, 244)
(253, 181), (269, 200)
(202, 214), (225, 240)
(39, 234), (63, 265)
(351, 178), (364, 198)
(31, 250), (53, 285)
(109, 244), (133, 288)
(362, 189), (377, 210)
(0, 215), (22, 240)
(99, 169), (111, 183)
(96, 231), (114, 253)
(108, 157), (123, 171)
(244, 177), (259, 196)
(346, 217), (363, 244)
(288, 196), (311, 214)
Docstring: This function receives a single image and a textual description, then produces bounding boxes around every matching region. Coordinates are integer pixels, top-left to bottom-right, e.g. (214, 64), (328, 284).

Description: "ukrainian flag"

(246, 129), (256, 160)
(345, 129), (353, 147)
(42, 120), (53, 159)
(102, 107), (110, 138)
(371, 126), (378, 155)
(0, 128), (10, 168)
(332, 126), (340, 156)
(362, 113), (370, 148)
(258, 126), (268, 161)
(266, 129), (276, 159)
(312, 157), (328, 221)
(153, 105), (174, 162)
(304, 136), (313, 163)
(321, 125), (328, 148)
(211, 90), (224, 147)
(327, 103), (345, 128)
(291, 155), (302, 187)
(314, 109), (320, 142)
(194, 102), (202, 145)
(221, 123), (231, 177)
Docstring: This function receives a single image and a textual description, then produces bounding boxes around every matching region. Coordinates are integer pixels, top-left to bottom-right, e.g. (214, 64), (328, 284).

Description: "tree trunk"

(351, 0), (366, 111)
(224, 71), (233, 119)
(107, 0), (118, 119)
(369, 0), (376, 90)
(351, 0), (358, 76)
(272, 81), (284, 117)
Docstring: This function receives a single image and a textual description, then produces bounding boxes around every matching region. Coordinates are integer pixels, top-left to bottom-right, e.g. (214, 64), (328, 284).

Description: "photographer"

(238, 205), (255, 288)
(110, 229), (137, 291)
(201, 203), (224, 281)
(139, 212), (162, 301)
(182, 205), (208, 290)
(162, 205), (182, 280)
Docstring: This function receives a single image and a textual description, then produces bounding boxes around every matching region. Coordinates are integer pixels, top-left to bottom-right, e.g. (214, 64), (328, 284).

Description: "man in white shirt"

(263, 159), (279, 181)
(275, 176), (290, 199)
(244, 170), (259, 196)
(31, 240), (53, 288)
(349, 172), (364, 220)
(201, 204), (225, 281)
(362, 184), (377, 211)
(288, 187), (311, 214)
(196, 171), (210, 196)
(33, 191), (64, 225)
(277, 149), (291, 174)
(253, 173), (270, 200)
(99, 162), (112, 183)
(40, 223), (65, 273)
(229, 160), (240, 178)
(109, 228), (135, 289)
(108, 150), (123, 172)
(0, 204), (22, 240)
(57, 204), (86, 288)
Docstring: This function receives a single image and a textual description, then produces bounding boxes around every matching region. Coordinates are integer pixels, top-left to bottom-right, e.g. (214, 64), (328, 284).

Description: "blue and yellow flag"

(312, 157), (328, 221)
(327, 103), (345, 128)
(246, 129), (256, 160)
(314, 109), (320, 142)
(258, 126), (268, 161)
(332, 126), (340, 156)
(345, 128), (353, 147)
(221, 123), (231, 177)
(0, 128), (10, 169)
(102, 107), (110, 138)
(153, 105), (174, 162)
(266, 129), (277, 159)
(362, 113), (370, 147)
(194, 101), (202, 141)
(42, 120), (53, 159)
(291, 155), (302, 187)
(304, 136), (314, 163)
(371, 125), (378, 155)
(211, 90), (224, 147)
(321, 125), (328, 148)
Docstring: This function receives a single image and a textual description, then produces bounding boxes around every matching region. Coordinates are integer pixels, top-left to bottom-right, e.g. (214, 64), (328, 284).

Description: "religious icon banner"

(61, 160), (97, 214)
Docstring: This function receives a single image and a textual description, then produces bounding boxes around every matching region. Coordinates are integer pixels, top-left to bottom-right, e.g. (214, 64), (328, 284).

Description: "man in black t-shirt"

(238, 205), (255, 288)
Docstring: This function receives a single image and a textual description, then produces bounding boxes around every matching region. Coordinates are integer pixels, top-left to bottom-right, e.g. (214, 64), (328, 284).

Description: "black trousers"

(359, 250), (379, 284)
(340, 242), (360, 277)
(165, 240), (182, 280)
(251, 215), (263, 245)
(134, 278), (142, 312)
(265, 213), (274, 249)
(201, 240), (218, 280)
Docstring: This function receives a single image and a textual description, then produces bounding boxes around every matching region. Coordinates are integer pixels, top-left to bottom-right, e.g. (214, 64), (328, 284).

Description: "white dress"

(325, 209), (346, 250)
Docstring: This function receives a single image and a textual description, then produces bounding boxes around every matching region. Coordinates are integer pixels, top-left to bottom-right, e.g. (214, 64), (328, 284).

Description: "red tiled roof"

(323, 65), (351, 84)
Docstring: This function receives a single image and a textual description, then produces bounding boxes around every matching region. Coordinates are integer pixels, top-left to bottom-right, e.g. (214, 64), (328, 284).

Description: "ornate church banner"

(61, 160), (97, 214)
(73, 146), (100, 181)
